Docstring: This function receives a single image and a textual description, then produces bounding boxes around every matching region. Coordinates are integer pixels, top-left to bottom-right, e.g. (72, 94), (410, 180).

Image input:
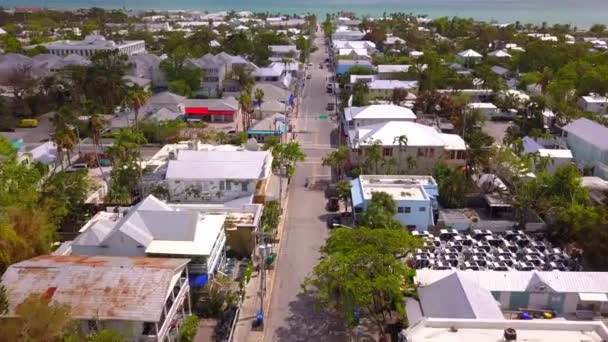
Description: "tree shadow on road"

(273, 292), (350, 342)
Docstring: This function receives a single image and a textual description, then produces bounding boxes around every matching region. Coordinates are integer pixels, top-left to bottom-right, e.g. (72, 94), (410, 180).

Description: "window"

(419, 207), (426, 212)
(219, 181), (225, 191)
(226, 181), (232, 191)
(383, 148), (393, 157)
(354, 207), (363, 213)
(241, 182), (248, 192)
(417, 148), (424, 157)
(429, 148), (435, 158)
(398, 207), (411, 214)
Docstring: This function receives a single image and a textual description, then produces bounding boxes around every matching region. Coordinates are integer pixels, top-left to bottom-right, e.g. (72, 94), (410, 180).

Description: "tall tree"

(126, 87), (149, 131)
(303, 228), (420, 338)
(0, 294), (72, 341)
(322, 145), (350, 179)
(393, 135), (408, 173)
(254, 87), (265, 118)
(358, 191), (402, 229)
(50, 107), (78, 170)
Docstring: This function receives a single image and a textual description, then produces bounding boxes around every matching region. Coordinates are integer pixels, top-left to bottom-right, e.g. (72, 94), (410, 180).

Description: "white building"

(344, 104), (416, 129)
(28, 34), (145, 57)
(67, 195), (226, 276)
(467, 102), (500, 117)
(331, 26), (365, 41)
(562, 118), (608, 179)
(338, 48), (370, 60)
(348, 121), (467, 174)
(350, 175), (438, 231)
(186, 52), (256, 96)
(1, 255), (191, 342)
(268, 45), (299, 61)
(128, 53), (167, 88)
(405, 318), (608, 342)
(578, 95), (608, 114)
(416, 270), (608, 319)
(522, 136), (573, 174)
(332, 40), (376, 54)
(367, 80), (419, 98)
(144, 145), (273, 204)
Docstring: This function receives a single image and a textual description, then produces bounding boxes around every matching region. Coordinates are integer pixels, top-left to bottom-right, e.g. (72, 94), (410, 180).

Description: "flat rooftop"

(407, 318), (608, 342)
(363, 184), (427, 201)
(360, 175), (437, 187)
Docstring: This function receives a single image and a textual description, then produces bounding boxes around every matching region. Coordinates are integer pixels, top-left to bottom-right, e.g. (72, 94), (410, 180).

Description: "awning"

(185, 107), (235, 115)
(578, 293), (608, 302)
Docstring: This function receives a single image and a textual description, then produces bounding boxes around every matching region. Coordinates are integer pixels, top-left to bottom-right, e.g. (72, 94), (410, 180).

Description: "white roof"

(377, 64), (411, 73)
(332, 40), (376, 50)
(351, 121), (465, 150)
(166, 150), (271, 180)
(407, 318), (608, 342)
(458, 49), (483, 58)
(418, 272), (504, 319)
(487, 49), (512, 58)
(416, 270), (608, 293)
(344, 104), (416, 121)
(468, 102), (498, 109)
(581, 95), (608, 103)
(338, 48), (369, 57)
(579, 293), (608, 302)
(562, 118), (608, 150)
(146, 214), (225, 255)
(409, 50), (424, 57)
(368, 80), (418, 90)
(538, 148), (573, 159)
(439, 133), (467, 150)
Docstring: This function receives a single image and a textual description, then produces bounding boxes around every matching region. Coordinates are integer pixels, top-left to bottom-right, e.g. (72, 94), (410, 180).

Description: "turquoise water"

(5, 0), (608, 27)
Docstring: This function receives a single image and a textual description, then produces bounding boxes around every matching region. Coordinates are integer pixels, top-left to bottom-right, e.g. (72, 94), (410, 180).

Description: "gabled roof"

(149, 91), (186, 106)
(166, 150), (271, 180)
(377, 64), (411, 73)
(368, 80), (418, 90)
(184, 97), (239, 110)
(458, 49), (483, 58)
(562, 118), (608, 150)
(351, 121), (464, 149)
(488, 49), (512, 58)
(1, 255), (189, 322)
(419, 272), (504, 319)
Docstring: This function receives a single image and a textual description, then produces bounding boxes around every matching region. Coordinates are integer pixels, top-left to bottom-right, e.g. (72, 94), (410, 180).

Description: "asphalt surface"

(263, 29), (349, 342)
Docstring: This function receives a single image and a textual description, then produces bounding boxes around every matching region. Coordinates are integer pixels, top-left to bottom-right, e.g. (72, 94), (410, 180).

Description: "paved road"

(263, 28), (348, 342)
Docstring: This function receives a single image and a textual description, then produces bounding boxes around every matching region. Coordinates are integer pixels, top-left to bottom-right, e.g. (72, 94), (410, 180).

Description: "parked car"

(326, 102), (335, 111)
(66, 163), (88, 172)
(18, 119), (39, 128)
(306, 74), (312, 79)
(326, 215), (342, 229)
(326, 197), (340, 212)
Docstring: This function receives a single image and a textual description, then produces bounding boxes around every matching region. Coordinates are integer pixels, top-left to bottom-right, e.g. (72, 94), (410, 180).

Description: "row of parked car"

(410, 229), (579, 272)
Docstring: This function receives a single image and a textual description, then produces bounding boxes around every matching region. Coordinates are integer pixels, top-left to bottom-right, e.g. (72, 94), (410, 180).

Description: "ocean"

(3, 0), (608, 27)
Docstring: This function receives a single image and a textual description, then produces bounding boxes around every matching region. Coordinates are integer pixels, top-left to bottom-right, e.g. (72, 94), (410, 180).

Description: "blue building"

(336, 59), (374, 75)
(350, 175), (438, 231)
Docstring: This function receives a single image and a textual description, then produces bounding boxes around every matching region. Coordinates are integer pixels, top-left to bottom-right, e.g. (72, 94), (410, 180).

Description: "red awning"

(185, 107), (235, 115)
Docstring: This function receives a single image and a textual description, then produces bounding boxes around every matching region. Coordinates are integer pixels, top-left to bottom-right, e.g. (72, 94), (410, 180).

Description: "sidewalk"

(231, 177), (289, 342)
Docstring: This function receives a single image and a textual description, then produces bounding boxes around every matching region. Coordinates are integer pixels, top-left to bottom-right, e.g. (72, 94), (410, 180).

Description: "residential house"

(1, 255), (191, 342)
(26, 34), (145, 57)
(384, 35), (406, 47)
(467, 102), (500, 117)
(416, 270), (608, 319)
(147, 91), (186, 114)
(561, 118), (608, 178)
(487, 49), (512, 58)
(65, 195), (226, 276)
(332, 40), (377, 55)
(0, 53), (90, 84)
(577, 95), (608, 114)
(343, 104), (416, 129)
(186, 52), (256, 96)
(522, 136), (573, 174)
(331, 26), (365, 41)
(367, 80), (418, 99)
(350, 175), (438, 231)
(336, 59), (373, 75)
(247, 113), (287, 143)
(338, 48), (371, 60)
(377, 64), (412, 79)
(144, 146), (273, 204)
(348, 121), (467, 174)
(184, 97), (239, 123)
(457, 49), (483, 67)
(128, 53), (167, 88)
(268, 45), (299, 61)
(122, 75), (151, 91)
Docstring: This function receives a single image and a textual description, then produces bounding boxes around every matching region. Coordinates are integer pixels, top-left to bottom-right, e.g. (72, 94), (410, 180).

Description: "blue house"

(351, 175), (438, 231)
(336, 59), (374, 75)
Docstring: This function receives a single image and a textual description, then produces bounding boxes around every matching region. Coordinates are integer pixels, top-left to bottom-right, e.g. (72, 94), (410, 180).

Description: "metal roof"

(416, 270), (608, 293)
(562, 118), (608, 150)
(418, 272), (504, 319)
(1, 255), (189, 322)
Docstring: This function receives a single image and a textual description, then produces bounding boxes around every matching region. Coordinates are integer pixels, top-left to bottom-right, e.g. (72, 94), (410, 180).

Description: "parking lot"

(411, 229), (581, 272)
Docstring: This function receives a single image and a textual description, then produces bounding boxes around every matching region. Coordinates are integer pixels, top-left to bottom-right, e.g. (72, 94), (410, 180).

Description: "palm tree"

(254, 88), (265, 118)
(322, 145), (350, 180)
(406, 155), (417, 173)
(126, 87), (150, 131)
(88, 111), (108, 184)
(238, 87), (254, 131)
(393, 134), (408, 173)
(50, 107), (78, 170)
(364, 140), (383, 174)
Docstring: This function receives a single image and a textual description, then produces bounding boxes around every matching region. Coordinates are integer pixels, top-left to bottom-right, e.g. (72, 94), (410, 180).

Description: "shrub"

(179, 315), (199, 342)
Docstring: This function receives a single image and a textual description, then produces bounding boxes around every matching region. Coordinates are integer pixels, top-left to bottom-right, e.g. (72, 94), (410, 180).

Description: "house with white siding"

(561, 118), (608, 179)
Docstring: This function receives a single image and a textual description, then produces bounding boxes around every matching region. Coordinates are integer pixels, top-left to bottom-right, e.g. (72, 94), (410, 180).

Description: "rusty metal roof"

(1, 255), (190, 322)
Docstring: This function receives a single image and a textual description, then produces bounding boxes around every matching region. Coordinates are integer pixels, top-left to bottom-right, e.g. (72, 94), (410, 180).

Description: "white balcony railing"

(156, 278), (189, 341)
